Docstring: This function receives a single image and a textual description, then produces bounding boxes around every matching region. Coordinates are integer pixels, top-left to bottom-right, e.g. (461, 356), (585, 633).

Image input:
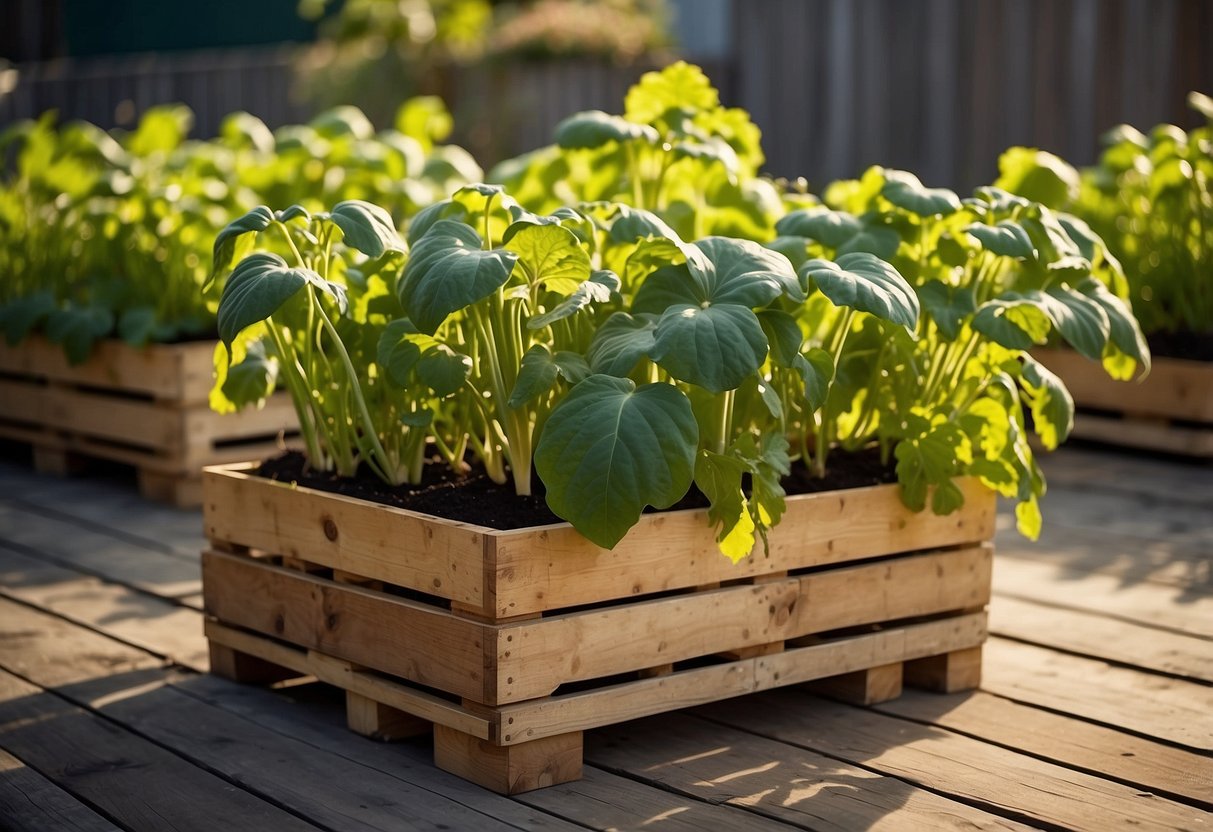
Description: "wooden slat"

(0, 748), (123, 832)
(875, 690), (1213, 808)
(585, 713), (1033, 831)
(1035, 349), (1213, 423)
(699, 689), (1209, 831)
(983, 638), (1213, 751)
(201, 549), (492, 702)
(989, 595), (1213, 682)
(495, 546), (992, 702)
(202, 466), (489, 609)
(496, 613), (987, 745)
(993, 556), (1213, 639)
(1069, 413), (1213, 457)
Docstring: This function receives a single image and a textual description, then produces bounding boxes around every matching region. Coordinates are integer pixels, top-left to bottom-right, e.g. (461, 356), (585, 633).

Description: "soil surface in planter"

(1146, 329), (1213, 363)
(257, 447), (898, 530)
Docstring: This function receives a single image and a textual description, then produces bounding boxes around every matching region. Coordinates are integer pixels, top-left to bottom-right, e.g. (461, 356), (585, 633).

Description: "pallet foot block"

(201, 464), (997, 793)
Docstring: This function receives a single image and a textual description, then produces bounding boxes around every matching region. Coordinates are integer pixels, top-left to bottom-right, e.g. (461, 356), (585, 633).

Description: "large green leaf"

(536, 376), (698, 549)
(633, 236), (801, 313)
(774, 207), (862, 248)
(327, 200), (404, 258)
(508, 344), (590, 407)
(606, 204), (682, 244)
(650, 303), (768, 393)
(397, 220), (519, 334)
(1076, 278), (1150, 378)
(221, 338), (279, 410)
(971, 297), (1052, 350)
(1039, 286), (1110, 361)
(965, 221), (1035, 259)
(918, 280), (976, 341)
(587, 312), (658, 377)
(505, 223), (591, 294)
(554, 110), (659, 149)
(217, 253), (345, 350)
(1020, 355), (1074, 450)
(881, 169), (961, 216)
(800, 253), (919, 328)
(210, 205), (274, 283)
(757, 309), (802, 367)
(695, 449), (755, 562)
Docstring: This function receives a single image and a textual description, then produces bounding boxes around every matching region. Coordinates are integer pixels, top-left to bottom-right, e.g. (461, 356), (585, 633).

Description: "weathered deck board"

(873, 690), (1213, 808)
(697, 690), (1209, 831)
(989, 595), (1213, 682)
(0, 747), (123, 832)
(585, 713), (1034, 831)
(983, 638), (1213, 751)
(1, 445), (1210, 830)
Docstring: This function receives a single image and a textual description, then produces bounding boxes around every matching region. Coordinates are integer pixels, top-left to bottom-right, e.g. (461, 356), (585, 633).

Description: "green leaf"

(624, 61), (719, 124)
(509, 344), (590, 407)
(116, 306), (158, 347)
(505, 224), (591, 294)
(894, 422), (972, 513)
(774, 207), (863, 248)
(126, 104), (192, 156)
(1076, 278), (1150, 377)
(376, 319), (470, 396)
(931, 479), (967, 515)
(554, 110), (659, 149)
(918, 280), (976, 341)
(310, 105), (374, 140)
(1041, 285), (1110, 361)
(695, 450), (756, 563)
(633, 236), (802, 313)
(529, 270), (619, 330)
(45, 305), (114, 365)
(800, 253), (919, 328)
(327, 200), (404, 258)
(210, 205), (274, 284)
(0, 292), (56, 345)
(881, 169), (961, 216)
(416, 343), (473, 397)
(795, 348), (835, 411)
(965, 221), (1035, 259)
(536, 376), (698, 549)
(587, 312), (658, 377)
(395, 95), (453, 149)
(397, 220), (519, 334)
(757, 309), (803, 367)
(651, 304), (768, 393)
(837, 226), (900, 259)
(992, 146), (1080, 209)
(217, 253), (345, 351)
(1016, 496), (1043, 541)
(971, 297), (1052, 350)
(607, 205), (682, 244)
(221, 338), (279, 410)
(1021, 355), (1074, 450)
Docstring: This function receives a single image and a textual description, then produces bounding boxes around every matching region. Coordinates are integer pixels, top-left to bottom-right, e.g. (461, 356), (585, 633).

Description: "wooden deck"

(0, 443), (1209, 831)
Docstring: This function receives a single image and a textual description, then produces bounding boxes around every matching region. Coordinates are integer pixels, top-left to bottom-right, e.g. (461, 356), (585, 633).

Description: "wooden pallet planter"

(1035, 348), (1213, 458)
(0, 336), (297, 506)
(201, 462), (996, 794)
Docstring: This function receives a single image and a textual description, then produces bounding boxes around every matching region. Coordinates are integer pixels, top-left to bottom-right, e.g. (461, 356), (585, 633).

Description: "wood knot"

(322, 516), (339, 541)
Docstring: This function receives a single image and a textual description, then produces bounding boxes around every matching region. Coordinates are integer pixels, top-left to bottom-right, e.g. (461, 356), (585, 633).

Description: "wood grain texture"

(434, 725), (583, 795)
(0, 748), (122, 832)
(1035, 349), (1213, 422)
(699, 689), (1209, 831)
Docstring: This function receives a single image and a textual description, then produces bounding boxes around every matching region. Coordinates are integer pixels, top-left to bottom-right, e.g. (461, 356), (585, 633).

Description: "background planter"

(1035, 348), (1213, 458)
(0, 336), (297, 505)
(202, 463), (996, 794)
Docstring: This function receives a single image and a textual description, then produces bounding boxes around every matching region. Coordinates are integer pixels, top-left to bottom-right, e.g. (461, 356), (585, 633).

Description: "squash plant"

(994, 92), (1213, 339)
(0, 99), (479, 364)
(211, 179), (928, 559)
(772, 165), (1148, 536)
(490, 61), (785, 243)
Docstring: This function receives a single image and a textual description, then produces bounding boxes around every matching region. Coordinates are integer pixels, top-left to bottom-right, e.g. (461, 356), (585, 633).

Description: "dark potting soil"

(257, 446), (898, 531)
(1146, 329), (1213, 363)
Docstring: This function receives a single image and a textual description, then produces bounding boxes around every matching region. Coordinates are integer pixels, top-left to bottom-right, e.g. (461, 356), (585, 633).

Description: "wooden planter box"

(1035, 348), (1213, 458)
(0, 336), (297, 506)
(202, 463), (996, 794)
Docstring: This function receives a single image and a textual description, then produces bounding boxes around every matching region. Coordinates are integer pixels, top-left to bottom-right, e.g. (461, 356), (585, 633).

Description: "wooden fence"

(733, 0), (1213, 191)
(2, 1), (1210, 190)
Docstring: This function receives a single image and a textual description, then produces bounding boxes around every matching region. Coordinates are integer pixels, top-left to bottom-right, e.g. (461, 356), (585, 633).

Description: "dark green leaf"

(587, 312), (658, 377)
(774, 207), (863, 248)
(554, 110), (659, 149)
(397, 220), (519, 334)
(651, 304), (768, 393)
(800, 253), (919, 328)
(45, 305), (114, 365)
(221, 338), (279, 409)
(881, 169), (961, 216)
(794, 348), (834, 411)
(695, 449), (755, 562)
(328, 200), (404, 258)
(536, 376), (698, 549)
(529, 270), (619, 330)
(0, 292), (56, 345)
(971, 296), (1052, 350)
(210, 205), (274, 284)
(965, 221), (1035, 259)
(116, 306), (157, 347)
(918, 280), (976, 341)
(757, 309), (803, 367)
(217, 253), (344, 350)
(1020, 355), (1074, 450)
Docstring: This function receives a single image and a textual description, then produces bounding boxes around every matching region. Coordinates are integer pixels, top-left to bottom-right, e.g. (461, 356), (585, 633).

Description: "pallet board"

(1034, 348), (1213, 458)
(201, 464), (996, 793)
(0, 337), (296, 505)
